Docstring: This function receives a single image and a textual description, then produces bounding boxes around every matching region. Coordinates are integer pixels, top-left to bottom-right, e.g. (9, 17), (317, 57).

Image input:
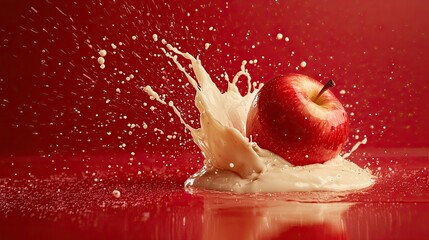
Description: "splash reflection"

(200, 193), (350, 240)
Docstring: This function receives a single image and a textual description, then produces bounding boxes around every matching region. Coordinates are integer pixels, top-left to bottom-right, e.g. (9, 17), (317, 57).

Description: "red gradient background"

(1, 1), (428, 239)
(1, 0), (428, 158)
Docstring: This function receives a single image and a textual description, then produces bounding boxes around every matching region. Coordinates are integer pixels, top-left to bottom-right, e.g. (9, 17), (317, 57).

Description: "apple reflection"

(200, 193), (350, 240)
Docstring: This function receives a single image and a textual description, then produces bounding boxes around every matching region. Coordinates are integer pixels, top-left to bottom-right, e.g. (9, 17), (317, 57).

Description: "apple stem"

(315, 79), (336, 101)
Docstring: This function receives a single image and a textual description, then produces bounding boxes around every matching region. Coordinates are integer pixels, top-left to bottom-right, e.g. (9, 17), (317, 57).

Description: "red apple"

(246, 73), (349, 166)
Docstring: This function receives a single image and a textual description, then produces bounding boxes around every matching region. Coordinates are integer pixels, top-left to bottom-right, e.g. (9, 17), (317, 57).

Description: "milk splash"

(145, 40), (375, 193)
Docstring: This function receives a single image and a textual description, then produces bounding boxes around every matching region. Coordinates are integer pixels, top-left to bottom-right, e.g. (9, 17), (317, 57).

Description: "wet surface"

(1, 150), (428, 239)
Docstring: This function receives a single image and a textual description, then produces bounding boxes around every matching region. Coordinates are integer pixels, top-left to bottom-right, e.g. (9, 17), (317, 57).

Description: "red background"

(1, 0), (428, 160)
(1, 1), (429, 239)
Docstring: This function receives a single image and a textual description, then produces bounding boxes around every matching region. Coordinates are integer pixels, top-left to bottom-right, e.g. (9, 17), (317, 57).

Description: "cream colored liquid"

(145, 40), (375, 193)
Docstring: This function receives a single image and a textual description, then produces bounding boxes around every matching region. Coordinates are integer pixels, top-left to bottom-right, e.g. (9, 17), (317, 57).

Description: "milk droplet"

(340, 89), (346, 95)
(97, 57), (105, 65)
(99, 49), (107, 57)
(112, 190), (121, 198)
(205, 43), (211, 50)
(276, 33), (283, 40)
(152, 34), (158, 42)
(300, 61), (307, 68)
(285, 37), (290, 42)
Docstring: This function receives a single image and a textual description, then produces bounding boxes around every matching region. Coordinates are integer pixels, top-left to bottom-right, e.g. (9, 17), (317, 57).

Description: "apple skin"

(246, 73), (349, 166)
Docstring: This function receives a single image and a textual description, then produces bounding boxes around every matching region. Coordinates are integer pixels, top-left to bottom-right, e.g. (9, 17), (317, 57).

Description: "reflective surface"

(1, 0), (429, 239)
(1, 151), (429, 239)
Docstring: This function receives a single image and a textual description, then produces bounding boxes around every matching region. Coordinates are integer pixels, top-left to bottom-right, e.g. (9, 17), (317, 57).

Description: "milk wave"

(145, 41), (375, 193)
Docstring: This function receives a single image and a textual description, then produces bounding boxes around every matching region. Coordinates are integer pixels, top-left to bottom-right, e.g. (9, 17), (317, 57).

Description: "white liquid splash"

(145, 40), (375, 193)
